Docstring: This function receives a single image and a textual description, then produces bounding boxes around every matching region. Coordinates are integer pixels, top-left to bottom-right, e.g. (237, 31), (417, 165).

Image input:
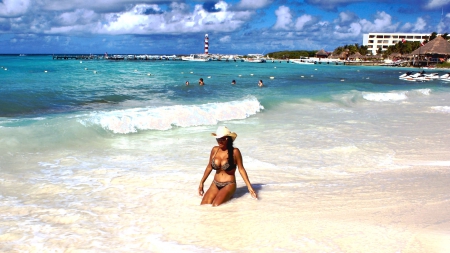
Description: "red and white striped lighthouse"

(204, 34), (209, 55)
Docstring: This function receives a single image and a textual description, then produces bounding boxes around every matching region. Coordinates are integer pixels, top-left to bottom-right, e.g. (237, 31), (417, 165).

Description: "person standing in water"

(258, 80), (264, 87)
(199, 78), (205, 86)
(198, 126), (257, 206)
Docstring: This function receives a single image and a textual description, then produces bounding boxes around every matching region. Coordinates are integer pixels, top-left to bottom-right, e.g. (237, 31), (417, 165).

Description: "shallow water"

(1, 56), (450, 252)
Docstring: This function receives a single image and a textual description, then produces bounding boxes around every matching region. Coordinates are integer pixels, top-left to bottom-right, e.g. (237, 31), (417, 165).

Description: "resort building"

(363, 33), (431, 55)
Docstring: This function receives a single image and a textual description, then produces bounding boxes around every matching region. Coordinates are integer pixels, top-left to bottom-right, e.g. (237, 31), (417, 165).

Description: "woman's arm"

(235, 148), (257, 199)
(198, 147), (216, 196)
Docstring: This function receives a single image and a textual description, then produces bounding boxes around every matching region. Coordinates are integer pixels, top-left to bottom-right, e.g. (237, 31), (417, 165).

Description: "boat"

(181, 54), (210, 62)
(290, 59), (315, 64)
(245, 54), (267, 63)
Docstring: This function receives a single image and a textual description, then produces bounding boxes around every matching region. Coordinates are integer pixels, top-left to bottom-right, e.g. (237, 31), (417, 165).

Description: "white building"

(363, 33), (431, 55)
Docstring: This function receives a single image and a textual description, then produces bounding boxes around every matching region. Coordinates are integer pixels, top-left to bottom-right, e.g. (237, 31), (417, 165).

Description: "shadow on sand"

(233, 183), (264, 199)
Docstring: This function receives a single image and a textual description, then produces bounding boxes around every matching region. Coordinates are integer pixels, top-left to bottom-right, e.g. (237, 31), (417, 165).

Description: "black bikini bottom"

(213, 179), (236, 190)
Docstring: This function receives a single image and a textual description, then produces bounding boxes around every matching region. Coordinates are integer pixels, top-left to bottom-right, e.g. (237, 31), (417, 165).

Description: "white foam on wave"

(363, 89), (431, 103)
(79, 96), (264, 134)
(414, 88), (431, 96)
(431, 106), (450, 113)
(362, 91), (408, 102)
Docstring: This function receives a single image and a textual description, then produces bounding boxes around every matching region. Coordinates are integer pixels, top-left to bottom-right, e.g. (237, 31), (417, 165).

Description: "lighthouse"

(204, 34), (209, 55)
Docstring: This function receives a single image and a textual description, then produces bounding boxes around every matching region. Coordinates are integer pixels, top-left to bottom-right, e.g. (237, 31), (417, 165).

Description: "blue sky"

(1, 0), (450, 54)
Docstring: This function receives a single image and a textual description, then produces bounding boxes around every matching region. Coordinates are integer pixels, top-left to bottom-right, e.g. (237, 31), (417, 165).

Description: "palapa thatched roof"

(348, 52), (362, 58)
(389, 52), (402, 58)
(315, 49), (328, 57)
(411, 36), (450, 55)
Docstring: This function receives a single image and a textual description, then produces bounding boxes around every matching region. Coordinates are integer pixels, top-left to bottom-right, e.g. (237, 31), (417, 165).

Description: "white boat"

(181, 54), (210, 62)
(245, 54), (267, 63)
(290, 59), (315, 64)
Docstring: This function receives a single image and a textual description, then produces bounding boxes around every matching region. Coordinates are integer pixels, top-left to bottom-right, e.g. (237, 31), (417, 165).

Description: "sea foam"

(431, 106), (450, 113)
(79, 96), (264, 134)
(362, 91), (408, 102)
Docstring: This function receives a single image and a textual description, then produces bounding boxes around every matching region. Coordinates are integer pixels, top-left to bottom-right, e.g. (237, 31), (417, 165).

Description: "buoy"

(44, 70), (47, 73)
(190, 71), (194, 73)
(341, 79), (345, 81)
(93, 71), (97, 74)
(301, 76), (304, 78)
(85, 68), (88, 70)
(208, 76), (211, 78)
(274, 67), (277, 68)
(147, 73), (151, 76)
(270, 76), (274, 79)
(239, 75), (242, 77)
(80, 61), (82, 63)
(251, 74), (254, 76)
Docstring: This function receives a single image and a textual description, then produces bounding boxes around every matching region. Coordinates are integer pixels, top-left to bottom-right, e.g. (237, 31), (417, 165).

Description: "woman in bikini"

(198, 126), (257, 206)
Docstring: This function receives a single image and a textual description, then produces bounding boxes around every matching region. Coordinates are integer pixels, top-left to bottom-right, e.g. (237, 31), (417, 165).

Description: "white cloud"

(273, 6), (292, 30)
(0, 0), (31, 18)
(220, 35), (231, 42)
(235, 0), (272, 10)
(333, 22), (361, 39)
(98, 2), (253, 34)
(425, 0), (450, 9)
(401, 22), (413, 31)
(412, 17), (427, 31)
(294, 14), (313, 30)
(360, 11), (399, 33)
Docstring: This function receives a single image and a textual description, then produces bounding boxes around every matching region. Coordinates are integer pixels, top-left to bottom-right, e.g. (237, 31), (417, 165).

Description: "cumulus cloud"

(425, 0), (450, 9)
(235, 0), (273, 10)
(359, 11), (399, 33)
(100, 2), (253, 34)
(294, 14), (313, 30)
(412, 17), (427, 31)
(0, 0), (31, 18)
(273, 6), (292, 30)
(336, 10), (359, 25)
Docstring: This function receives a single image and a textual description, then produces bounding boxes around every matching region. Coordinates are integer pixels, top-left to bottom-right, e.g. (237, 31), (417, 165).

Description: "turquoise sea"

(1, 55), (450, 252)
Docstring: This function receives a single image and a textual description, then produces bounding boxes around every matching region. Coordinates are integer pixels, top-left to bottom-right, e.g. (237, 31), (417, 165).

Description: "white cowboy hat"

(211, 126), (237, 141)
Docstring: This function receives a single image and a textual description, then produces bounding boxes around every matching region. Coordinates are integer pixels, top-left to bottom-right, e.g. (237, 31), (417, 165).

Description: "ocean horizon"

(1, 55), (449, 252)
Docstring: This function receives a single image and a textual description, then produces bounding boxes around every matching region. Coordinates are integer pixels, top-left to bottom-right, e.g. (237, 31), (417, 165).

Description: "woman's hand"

(249, 188), (257, 199)
(198, 184), (204, 196)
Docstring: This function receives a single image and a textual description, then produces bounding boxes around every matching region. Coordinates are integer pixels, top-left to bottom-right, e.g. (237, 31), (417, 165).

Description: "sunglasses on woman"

(216, 137), (227, 142)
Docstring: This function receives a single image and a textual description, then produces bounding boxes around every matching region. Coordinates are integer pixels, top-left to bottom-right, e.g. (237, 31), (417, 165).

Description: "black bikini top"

(211, 147), (236, 171)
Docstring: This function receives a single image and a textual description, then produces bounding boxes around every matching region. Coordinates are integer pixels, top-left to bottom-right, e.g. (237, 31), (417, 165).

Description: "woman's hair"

(226, 137), (234, 165)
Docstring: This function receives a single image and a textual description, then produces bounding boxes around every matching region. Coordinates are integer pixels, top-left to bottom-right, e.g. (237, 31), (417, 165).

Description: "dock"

(53, 55), (100, 60)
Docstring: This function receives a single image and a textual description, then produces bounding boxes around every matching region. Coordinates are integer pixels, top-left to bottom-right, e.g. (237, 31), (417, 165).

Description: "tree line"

(266, 32), (449, 59)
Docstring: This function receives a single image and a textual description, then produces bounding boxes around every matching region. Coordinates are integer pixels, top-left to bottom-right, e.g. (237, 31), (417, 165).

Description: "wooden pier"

(53, 55), (100, 60)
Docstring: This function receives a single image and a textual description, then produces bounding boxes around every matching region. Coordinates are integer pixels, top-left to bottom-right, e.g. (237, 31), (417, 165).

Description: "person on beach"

(185, 81), (189, 86)
(258, 80), (264, 87)
(231, 80), (236, 85)
(199, 78), (205, 86)
(199, 126), (257, 206)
